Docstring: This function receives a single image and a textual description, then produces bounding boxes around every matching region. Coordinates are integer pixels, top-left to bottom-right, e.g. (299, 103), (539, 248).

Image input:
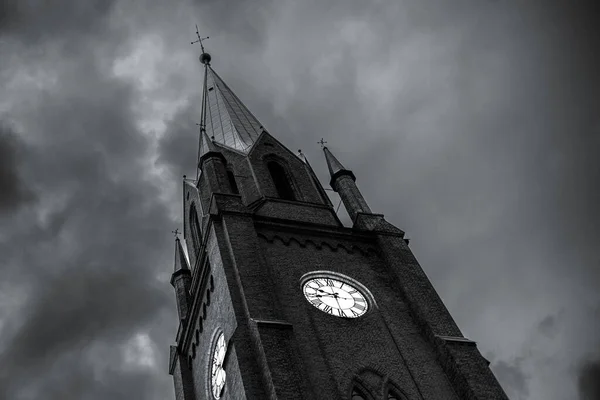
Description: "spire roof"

(323, 146), (349, 176)
(197, 62), (264, 159)
(173, 237), (190, 273)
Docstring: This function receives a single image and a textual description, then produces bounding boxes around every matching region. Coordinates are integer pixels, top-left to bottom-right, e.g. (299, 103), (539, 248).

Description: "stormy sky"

(0, 1), (598, 399)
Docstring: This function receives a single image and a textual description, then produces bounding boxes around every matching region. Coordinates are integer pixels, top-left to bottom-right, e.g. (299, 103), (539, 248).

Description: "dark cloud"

(158, 94), (201, 180)
(0, 9), (175, 398)
(579, 359), (600, 400)
(0, 0), (117, 43)
(0, 122), (34, 213)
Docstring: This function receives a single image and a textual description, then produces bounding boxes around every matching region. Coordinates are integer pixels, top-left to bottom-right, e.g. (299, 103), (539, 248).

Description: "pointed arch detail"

(267, 159), (296, 200)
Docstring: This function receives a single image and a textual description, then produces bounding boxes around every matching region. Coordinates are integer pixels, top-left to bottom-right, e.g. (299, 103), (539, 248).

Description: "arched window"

(351, 387), (367, 400)
(267, 161), (295, 201)
(227, 170), (239, 195)
(189, 203), (202, 255)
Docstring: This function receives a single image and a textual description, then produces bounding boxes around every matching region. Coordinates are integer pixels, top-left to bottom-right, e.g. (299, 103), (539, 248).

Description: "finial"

(318, 138), (328, 149)
(171, 228), (181, 239)
(191, 24), (211, 64)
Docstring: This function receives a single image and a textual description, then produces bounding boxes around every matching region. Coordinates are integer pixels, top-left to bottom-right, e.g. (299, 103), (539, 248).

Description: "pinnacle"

(323, 146), (349, 177)
(174, 237), (190, 273)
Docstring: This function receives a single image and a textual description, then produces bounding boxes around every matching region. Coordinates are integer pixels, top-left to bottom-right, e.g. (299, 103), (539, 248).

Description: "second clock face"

(303, 277), (368, 318)
(211, 332), (227, 399)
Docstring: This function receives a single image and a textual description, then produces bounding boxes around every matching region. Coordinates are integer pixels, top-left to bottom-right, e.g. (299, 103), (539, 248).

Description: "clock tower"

(167, 48), (509, 400)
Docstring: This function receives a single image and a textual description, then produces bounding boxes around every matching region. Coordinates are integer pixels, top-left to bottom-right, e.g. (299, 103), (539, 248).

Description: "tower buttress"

(170, 238), (192, 321)
(323, 146), (372, 222)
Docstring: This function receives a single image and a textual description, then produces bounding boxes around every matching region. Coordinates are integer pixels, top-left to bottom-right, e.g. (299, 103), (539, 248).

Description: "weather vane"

(191, 24), (210, 53)
(318, 138), (328, 148)
(171, 228), (181, 238)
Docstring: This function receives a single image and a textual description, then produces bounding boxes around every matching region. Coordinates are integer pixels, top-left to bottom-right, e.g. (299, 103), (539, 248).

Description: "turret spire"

(171, 237), (192, 321)
(323, 145), (372, 222)
(323, 146), (352, 180)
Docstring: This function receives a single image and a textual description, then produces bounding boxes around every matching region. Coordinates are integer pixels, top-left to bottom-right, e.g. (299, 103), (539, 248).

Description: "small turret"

(197, 129), (232, 196)
(170, 237), (192, 321)
(323, 146), (372, 222)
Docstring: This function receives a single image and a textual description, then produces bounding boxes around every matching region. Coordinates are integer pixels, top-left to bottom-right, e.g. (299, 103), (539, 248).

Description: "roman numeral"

(354, 303), (365, 311)
(323, 305), (332, 313)
(325, 278), (334, 286)
(350, 309), (360, 317)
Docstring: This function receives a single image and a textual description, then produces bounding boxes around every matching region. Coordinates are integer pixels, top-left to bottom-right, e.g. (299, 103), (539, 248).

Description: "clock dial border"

(300, 271), (375, 319)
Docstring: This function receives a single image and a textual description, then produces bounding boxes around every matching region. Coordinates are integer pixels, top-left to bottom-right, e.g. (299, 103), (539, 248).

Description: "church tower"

(168, 45), (509, 400)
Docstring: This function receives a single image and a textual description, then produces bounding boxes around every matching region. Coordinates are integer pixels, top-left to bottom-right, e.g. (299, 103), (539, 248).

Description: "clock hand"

(332, 295), (344, 315)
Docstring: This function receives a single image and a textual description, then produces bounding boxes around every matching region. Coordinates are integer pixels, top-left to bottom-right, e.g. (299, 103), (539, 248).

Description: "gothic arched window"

(267, 161), (295, 201)
(227, 170), (239, 195)
(189, 203), (202, 255)
(351, 387), (367, 400)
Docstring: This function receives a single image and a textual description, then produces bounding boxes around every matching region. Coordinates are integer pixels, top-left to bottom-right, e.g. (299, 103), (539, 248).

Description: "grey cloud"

(492, 357), (529, 400)
(157, 94), (202, 180)
(0, 0), (117, 43)
(0, 122), (34, 213)
(0, 17), (176, 399)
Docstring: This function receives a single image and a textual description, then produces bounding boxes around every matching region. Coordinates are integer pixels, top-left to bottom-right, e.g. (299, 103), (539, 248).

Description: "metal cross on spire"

(318, 138), (328, 148)
(191, 24), (210, 53)
(171, 228), (181, 238)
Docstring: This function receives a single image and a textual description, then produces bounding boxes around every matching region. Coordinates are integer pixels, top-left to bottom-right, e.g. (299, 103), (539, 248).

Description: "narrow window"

(227, 170), (239, 195)
(351, 388), (367, 400)
(267, 161), (295, 200)
(190, 203), (202, 256)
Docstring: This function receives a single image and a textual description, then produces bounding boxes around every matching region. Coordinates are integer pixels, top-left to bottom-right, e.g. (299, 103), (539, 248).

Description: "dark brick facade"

(169, 127), (509, 399)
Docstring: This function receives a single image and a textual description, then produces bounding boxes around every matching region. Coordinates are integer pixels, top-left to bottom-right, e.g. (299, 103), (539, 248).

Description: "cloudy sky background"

(0, 1), (598, 399)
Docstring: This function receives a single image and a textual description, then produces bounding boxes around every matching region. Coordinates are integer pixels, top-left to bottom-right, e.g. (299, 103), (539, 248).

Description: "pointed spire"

(323, 146), (349, 177)
(198, 64), (265, 155)
(323, 145), (370, 222)
(323, 146), (356, 187)
(174, 237), (190, 273)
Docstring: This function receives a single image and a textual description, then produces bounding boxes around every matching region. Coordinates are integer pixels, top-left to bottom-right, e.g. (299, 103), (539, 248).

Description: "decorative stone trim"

(257, 232), (378, 256)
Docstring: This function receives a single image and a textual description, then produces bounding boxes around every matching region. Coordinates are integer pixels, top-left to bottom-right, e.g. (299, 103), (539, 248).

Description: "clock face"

(303, 277), (368, 318)
(210, 332), (227, 399)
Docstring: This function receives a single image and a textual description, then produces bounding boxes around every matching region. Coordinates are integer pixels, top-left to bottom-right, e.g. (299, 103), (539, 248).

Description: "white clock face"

(303, 277), (368, 318)
(211, 332), (227, 399)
